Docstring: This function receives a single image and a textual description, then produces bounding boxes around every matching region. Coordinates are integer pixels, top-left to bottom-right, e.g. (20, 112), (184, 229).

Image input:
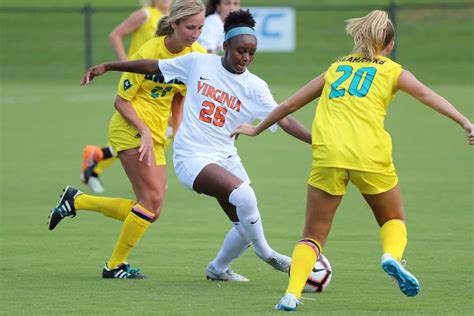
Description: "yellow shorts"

(108, 112), (166, 166)
(308, 166), (398, 195)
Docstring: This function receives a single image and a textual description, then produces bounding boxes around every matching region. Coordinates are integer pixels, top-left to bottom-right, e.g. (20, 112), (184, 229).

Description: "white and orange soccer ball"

(302, 254), (332, 293)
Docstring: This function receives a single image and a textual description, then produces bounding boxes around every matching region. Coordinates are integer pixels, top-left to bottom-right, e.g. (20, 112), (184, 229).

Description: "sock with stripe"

(74, 194), (134, 221)
(107, 204), (154, 269)
(380, 219), (407, 261)
(286, 238), (321, 299)
(211, 223), (251, 273)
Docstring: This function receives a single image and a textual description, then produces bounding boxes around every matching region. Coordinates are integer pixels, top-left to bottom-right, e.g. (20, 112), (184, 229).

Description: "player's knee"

(228, 182), (257, 212)
(138, 192), (163, 220)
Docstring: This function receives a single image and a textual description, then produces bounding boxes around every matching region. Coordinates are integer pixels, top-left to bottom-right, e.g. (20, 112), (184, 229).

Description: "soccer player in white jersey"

(81, 10), (312, 281)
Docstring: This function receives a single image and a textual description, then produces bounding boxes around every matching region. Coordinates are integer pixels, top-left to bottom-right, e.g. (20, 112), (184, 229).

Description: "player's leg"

(80, 145), (111, 193)
(277, 167), (345, 311)
(193, 163), (288, 271)
(355, 170), (419, 296)
(48, 185), (135, 230)
(206, 198), (251, 281)
(104, 147), (166, 278)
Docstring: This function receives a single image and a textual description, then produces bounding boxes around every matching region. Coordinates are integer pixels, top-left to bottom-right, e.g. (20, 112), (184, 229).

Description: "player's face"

(171, 12), (205, 47)
(217, 0), (241, 20)
(222, 35), (257, 74)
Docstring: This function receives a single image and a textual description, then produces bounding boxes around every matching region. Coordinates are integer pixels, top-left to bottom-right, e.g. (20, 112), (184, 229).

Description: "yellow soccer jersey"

(117, 36), (206, 146)
(127, 6), (162, 58)
(312, 54), (403, 172)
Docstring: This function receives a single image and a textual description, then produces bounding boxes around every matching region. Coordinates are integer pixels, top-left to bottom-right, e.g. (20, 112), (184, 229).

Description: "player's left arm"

(170, 93), (185, 137)
(277, 116), (311, 144)
(398, 69), (474, 144)
(80, 59), (160, 85)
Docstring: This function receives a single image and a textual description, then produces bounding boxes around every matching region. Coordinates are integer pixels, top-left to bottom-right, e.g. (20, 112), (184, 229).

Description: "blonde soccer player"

(231, 10), (474, 311)
(80, 10), (312, 281)
(81, 0), (172, 193)
(49, 0), (206, 279)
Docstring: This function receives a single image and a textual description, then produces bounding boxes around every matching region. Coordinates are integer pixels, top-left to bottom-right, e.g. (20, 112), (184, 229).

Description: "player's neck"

(164, 36), (186, 54)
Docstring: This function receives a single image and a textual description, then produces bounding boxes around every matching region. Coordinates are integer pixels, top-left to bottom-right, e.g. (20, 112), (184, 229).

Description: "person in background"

(198, 0), (240, 54)
(231, 10), (474, 311)
(81, 0), (172, 193)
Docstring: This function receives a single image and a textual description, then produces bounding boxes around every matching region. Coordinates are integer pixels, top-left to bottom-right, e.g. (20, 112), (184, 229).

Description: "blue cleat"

(382, 254), (420, 297)
(275, 293), (299, 312)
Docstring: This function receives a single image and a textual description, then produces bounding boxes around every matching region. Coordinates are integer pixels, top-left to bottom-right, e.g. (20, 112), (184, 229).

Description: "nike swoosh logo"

(313, 268), (326, 272)
(200, 76), (209, 80)
(250, 217), (260, 225)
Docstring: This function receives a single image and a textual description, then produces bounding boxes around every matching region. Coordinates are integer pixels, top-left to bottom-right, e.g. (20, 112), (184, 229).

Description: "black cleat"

(48, 186), (82, 231)
(102, 263), (148, 279)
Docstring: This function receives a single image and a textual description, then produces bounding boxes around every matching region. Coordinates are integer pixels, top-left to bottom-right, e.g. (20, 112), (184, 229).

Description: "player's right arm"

(109, 9), (148, 61)
(114, 95), (154, 165)
(80, 59), (160, 85)
(398, 70), (474, 144)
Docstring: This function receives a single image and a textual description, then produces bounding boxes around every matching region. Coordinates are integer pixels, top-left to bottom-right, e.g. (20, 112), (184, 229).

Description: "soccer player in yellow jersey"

(81, 0), (171, 193)
(48, 0), (206, 279)
(231, 10), (474, 311)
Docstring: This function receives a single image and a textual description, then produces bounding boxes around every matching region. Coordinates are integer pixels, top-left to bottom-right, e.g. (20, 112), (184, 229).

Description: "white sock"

(211, 224), (251, 273)
(228, 182), (273, 260)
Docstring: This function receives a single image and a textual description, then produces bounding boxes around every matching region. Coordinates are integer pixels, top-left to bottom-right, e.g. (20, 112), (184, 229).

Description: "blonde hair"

(156, 0), (204, 36)
(345, 10), (395, 60)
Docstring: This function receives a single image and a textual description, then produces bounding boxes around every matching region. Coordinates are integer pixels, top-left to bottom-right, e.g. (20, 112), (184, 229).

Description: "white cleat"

(205, 263), (249, 282)
(275, 293), (299, 311)
(260, 251), (291, 273)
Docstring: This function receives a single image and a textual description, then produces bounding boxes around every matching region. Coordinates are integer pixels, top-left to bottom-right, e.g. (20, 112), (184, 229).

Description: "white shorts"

(173, 154), (250, 190)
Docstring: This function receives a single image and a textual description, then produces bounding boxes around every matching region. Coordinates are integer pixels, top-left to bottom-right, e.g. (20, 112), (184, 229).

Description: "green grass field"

(1, 1), (473, 315)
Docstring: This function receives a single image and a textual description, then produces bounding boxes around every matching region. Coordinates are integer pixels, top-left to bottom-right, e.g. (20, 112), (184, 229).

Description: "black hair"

(205, 0), (219, 17)
(224, 9), (255, 33)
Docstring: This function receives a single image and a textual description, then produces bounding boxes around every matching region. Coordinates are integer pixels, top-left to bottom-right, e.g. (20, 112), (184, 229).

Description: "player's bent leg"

(48, 186), (83, 231)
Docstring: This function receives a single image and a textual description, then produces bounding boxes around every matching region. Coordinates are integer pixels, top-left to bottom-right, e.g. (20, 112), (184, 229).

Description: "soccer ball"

(303, 254), (332, 293)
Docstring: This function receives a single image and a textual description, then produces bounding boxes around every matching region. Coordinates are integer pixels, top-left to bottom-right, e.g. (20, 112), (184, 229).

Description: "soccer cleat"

(80, 145), (105, 192)
(260, 251), (291, 273)
(381, 254), (420, 297)
(80, 173), (105, 193)
(205, 262), (249, 282)
(48, 186), (82, 231)
(275, 293), (300, 311)
(102, 263), (148, 279)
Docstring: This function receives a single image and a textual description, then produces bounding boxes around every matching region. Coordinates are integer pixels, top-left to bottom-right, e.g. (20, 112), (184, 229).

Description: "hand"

(138, 129), (155, 166)
(230, 123), (258, 140)
(463, 121), (474, 145)
(80, 64), (108, 85)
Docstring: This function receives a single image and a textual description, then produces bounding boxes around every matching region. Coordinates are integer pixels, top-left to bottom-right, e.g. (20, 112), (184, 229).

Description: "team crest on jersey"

(123, 79), (132, 91)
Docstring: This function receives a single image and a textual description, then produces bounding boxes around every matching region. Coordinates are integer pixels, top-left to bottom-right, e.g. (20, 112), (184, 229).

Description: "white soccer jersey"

(198, 13), (224, 52)
(159, 53), (278, 160)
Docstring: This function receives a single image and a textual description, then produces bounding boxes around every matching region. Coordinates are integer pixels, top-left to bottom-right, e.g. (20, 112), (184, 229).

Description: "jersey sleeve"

(253, 81), (279, 132)
(159, 53), (200, 85)
(117, 45), (151, 101)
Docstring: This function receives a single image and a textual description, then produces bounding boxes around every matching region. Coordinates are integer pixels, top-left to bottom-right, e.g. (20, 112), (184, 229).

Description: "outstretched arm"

(80, 59), (160, 85)
(398, 70), (474, 144)
(231, 72), (325, 138)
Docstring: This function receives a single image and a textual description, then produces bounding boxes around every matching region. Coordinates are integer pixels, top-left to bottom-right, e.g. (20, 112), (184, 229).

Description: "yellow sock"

(74, 194), (134, 221)
(93, 157), (117, 175)
(286, 239), (321, 299)
(107, 204), (154, 269)
(380, 219), (407, 261)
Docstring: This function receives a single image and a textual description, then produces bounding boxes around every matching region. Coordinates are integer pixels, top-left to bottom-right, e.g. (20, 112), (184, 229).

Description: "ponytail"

(156, 0), (205, 37)
(345, 10), (395, 60)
